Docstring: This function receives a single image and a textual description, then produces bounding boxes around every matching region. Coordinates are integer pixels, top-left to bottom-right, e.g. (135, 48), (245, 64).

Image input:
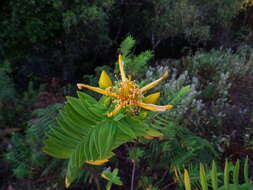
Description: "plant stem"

(83, 165), (101, 190)
(130, 160), (136, 190)
(95, 176), (101, 190)
(155, 170), (168, 186)
(160, 182), (176, 190)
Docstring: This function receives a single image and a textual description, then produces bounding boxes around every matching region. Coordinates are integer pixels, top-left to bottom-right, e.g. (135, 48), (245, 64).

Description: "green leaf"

(168, 85), (191, 105)
(211, 160), (218, 190)
(117, 120), (136, 138)
(128, 148), (144, 162)
(184, 169), (191, 190)
(77, 91), (97, 104)
(199, 163), (208, 190)
(119, 36), (136, 56)
(244, 156), (249, 184)
(224, 159), (229, 190)
(102, 168), (123, 186)
(233, 160), (240, 189)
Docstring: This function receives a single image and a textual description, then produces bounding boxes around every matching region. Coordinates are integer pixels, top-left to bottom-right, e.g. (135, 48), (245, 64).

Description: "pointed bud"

(143, 92), (161, 104)
(99, 71), (112, 89)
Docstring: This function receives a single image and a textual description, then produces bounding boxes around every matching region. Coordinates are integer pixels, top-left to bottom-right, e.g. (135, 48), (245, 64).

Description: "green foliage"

(0, 0), (251, 93)
(43, 91), (161, 186)
(166, 85), (191, 105)
(5, 133), (33, 179)
(148, 0), (211, 48)
(128, 147), (145, 162)
(26, 103), (63, 146)
(0, 61), (15, 101)
(116, 36), (153, 78)
(144, 46), (253, 144)
(130, 122), (217, 189)
(0, 60), (47, 128)
(196, 0), (241, 27)
(6, 103), (65, 183)
(180, 158), (253, 190)
(13, 164), (32, 179)
(0, 61), (16, 125)
(147, 121), (218, 171)
(101, 168), (123, 190)
(0, 0), (114, 85)
(0, 0), (113, 57)
(142, 0), (247, 49)
(108, 80), (218, 190)
(0, 0), (61, 57)
(22, 81), (46, 106)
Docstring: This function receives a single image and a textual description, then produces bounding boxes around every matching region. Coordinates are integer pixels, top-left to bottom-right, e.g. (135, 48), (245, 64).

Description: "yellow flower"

(77, 54), (173, 117)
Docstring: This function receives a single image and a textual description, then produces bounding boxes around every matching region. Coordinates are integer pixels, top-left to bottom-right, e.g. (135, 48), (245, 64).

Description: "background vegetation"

(1, 0), (253, 189)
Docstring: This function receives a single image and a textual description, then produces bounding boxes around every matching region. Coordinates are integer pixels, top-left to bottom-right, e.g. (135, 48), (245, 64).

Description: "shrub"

(143, 46), (253, 158)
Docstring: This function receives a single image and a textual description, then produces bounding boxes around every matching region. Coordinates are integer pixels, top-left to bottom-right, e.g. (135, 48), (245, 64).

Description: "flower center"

(116, 80), (142, 107)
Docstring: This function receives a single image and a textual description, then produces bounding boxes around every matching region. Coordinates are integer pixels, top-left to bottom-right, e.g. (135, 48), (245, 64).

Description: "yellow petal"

(99, 70), (112, 89)
(107, 104), (123, 117)
(85, 159), (109, 165)
(77, 83), (118, 98)
(65, 178), (71, 188)
(143, 92), (160, 104)
(141, 71), (169, 93)
(118, 54), (127, 81)
(137, 102), (173, 112)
